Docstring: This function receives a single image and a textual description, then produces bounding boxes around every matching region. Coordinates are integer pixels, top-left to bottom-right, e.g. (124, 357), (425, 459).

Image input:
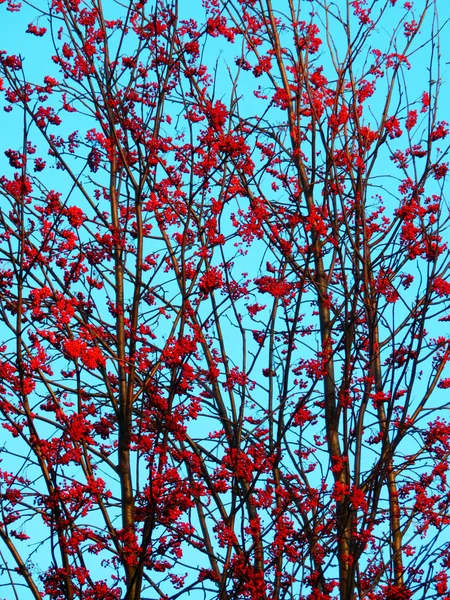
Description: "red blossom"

(255, 275), (292, 298)
(405, 109), (418, 130)
(421, 91), (430, 112)
(2, 53), (22, 70)
(385, 115), (402, 138)
(26, 23), (47, 36)
(430, 121), (449, 141)
(198, 267), (223, 297)
(65, 206), (85, 228)
(433, 276), (450, 297)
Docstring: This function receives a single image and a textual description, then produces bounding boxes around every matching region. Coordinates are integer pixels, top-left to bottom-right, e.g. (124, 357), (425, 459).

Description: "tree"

(0, 0), (449, 598)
